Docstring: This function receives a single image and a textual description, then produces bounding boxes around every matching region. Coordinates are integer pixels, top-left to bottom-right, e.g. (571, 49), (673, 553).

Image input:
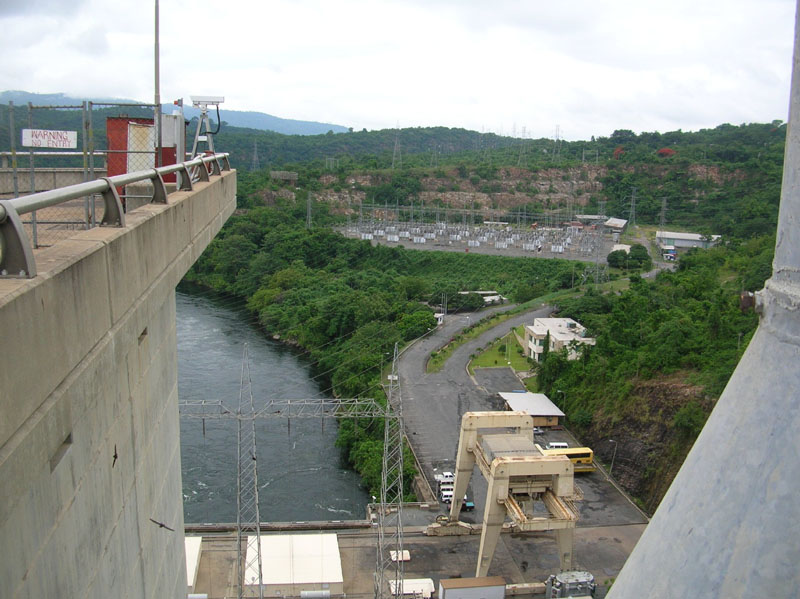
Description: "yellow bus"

(539, 446), (595, 472)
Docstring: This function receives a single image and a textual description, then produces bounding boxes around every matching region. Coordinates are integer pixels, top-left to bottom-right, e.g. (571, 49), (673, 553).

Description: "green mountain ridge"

(0, 90), (349, 136)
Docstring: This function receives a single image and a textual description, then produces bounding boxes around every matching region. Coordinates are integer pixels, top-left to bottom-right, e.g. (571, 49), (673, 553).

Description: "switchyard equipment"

(446, 412), (581, 576)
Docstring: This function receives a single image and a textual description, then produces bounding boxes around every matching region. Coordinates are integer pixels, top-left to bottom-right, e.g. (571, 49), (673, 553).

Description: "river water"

(177, 289), (370, 524)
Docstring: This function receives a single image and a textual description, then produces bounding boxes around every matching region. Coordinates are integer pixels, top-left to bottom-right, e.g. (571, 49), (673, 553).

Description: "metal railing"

(0, 152), (231, 278)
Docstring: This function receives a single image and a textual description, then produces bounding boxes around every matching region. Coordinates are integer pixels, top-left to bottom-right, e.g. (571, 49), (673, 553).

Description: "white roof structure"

(529, 318), (593, 343)
(185, 536), (202, 591)
(245, 534), (343, 588)
(612, 244), (631, 254)
(458, 290), (507, 304)
(390, 578), (436, 598)
(605, 217), (628, 229)
(656, 230), (721, 242)
(499, 392), (565, 418)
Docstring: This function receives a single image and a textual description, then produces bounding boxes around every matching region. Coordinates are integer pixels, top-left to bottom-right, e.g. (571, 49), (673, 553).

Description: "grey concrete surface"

(473, 367), (526, 393)
(192, 523), (644, 599)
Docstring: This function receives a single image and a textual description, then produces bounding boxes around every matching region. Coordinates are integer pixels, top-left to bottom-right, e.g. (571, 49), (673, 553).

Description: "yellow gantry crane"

(447, 412), (581, 576)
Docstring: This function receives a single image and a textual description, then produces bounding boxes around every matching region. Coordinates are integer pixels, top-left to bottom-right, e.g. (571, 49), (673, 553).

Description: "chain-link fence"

(1, 100), (159, 248)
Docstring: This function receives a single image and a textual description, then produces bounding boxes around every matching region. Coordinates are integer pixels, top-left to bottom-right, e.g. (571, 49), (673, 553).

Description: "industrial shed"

(439, 576), (506, 599)
(656, 230), (721, 249)
(604, 217), (628, 233)
(245, 533), (344, 597)
(498, 391), (564, 427)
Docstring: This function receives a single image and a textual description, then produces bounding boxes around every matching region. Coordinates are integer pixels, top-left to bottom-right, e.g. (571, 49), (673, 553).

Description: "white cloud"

(0, 0), (795, 138)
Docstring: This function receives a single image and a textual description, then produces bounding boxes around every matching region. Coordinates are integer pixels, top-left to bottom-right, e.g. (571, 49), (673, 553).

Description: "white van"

(440, 490), (454, 503)
(546, 442), (569, 450)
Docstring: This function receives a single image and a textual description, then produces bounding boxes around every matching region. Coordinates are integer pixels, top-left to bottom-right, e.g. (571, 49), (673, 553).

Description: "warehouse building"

(499, 391), (565, 428)
(656, 230), (720, 249)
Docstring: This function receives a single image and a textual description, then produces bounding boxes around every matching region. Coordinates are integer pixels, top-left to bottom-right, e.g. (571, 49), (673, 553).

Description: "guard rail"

(0, 152), (230, 278)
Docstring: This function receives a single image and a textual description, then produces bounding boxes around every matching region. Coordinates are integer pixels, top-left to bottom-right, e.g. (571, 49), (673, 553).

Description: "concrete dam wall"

(0, 170), (236, 598)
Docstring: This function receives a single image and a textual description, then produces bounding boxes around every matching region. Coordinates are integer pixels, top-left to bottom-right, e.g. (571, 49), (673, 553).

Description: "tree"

(607, 249), (628, 268)
(673, 401), (708, 439)
(397, 311), (437, 341)
(628, 244), (652, 270)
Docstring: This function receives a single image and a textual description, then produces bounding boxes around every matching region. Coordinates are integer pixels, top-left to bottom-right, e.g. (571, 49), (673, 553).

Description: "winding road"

(398, 303), (552, 509)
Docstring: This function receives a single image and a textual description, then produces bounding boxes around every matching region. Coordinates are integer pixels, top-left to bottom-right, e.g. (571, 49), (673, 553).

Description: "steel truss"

(179, 343), (405, 599)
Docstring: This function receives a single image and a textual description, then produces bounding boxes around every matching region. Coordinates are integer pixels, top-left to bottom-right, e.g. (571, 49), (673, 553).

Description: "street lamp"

(555, 389), (565, 409)
(608, 439), (618, 477)
(380, 351), (390, 378)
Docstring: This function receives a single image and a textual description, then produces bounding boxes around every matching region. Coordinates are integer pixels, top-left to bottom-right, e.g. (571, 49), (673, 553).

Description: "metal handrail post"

(0, 153), (229, 278)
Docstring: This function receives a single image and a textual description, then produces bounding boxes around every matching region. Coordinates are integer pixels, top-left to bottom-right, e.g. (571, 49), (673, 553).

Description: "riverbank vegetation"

(189, 118), (783, 509)
(535, 236), (771, 511)
(185, 201), (583, 497)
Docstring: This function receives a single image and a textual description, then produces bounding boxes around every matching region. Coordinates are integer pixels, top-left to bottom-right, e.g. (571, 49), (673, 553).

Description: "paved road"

(399, 303), (648, 530)
(399, 303), (552, 513)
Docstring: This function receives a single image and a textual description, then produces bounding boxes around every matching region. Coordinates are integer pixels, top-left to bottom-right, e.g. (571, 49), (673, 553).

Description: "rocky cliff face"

(581, 373), (714, 514)
(311, 163), (737, 215)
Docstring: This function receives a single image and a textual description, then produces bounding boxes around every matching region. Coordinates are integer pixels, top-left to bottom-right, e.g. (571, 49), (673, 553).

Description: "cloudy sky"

(0, 0), (796, 139)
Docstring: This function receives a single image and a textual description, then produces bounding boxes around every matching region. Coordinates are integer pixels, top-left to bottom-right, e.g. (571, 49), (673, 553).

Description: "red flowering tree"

(657, 147), (676, 157)
(613, 146), (625, 160)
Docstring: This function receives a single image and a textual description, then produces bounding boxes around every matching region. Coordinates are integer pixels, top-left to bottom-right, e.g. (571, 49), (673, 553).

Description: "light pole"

(608, 439), (618, 477)
(555, 389), (565, 409)
(380, 351), (390, 380)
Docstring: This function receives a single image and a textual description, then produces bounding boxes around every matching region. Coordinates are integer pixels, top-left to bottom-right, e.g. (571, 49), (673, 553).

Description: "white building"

(524, 318), (595, 363)
(604, 217), (628, 233)
(656, 230), (721, 249)
(245, 533), (344, 596)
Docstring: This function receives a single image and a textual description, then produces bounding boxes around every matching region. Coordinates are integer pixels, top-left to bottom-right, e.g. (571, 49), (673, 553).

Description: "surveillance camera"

(191, 95), (225, 106)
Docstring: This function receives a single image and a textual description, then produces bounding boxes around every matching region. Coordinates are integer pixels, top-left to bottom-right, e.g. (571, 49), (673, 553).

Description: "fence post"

(87, 101), (96, 225)
(27, 102), (37, 247)
(8, 101), (19, 199)
(81, 100), (90, 229)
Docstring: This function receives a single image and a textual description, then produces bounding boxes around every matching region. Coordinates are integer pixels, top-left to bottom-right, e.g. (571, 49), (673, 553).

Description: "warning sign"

(21, 128), (78, 149)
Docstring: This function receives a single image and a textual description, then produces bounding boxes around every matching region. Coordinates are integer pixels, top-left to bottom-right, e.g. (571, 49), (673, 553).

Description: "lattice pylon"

(375, 343), (405, 599)
(236, 345), (264, 599)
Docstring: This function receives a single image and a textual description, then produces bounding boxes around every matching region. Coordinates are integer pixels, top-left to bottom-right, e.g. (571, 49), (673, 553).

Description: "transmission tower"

(236, 345), (264, 598)
(392, 130), (402, 170)
(180, 387), (407, 599)
(629, 187), (637, 227)
(307, 193), (312, 229)
(251, 140), (260, 171)
(375, 343), (405, 599)
(594, 200), (607, 286)
(517, 126), (527, 166)
(659, 197), (667, 230)
(553, 125), (562, 162)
